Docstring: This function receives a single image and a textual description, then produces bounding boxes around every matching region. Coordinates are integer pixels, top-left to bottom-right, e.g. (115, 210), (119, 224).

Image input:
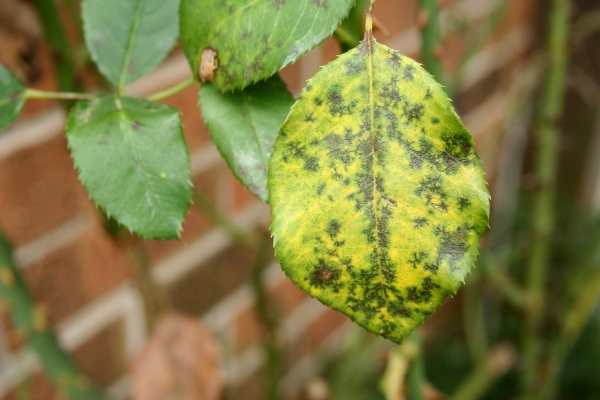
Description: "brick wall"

(0, 0), (540, 398)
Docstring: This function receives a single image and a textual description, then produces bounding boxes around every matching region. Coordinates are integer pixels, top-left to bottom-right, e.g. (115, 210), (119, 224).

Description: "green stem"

(147, 78), (196, 101)
(25, 77), (197, 103)
(250, 237), (282, 400)
(31, 0), (78, 92)
(539, 268), (600, 400)
(0, 234), (105, 399)
(463, 272), (488, 364)
(481, 259), (531, 310)
(406, 335), (425, 400)
(451, 345), (515, 400)
(418, 0), (445, 85)
(521, 0), (569, 396)
(130, 242), (168, 332)
(192, 190), (253, 246)
(193, 192), (282, 398)
(24, 89), (95, 101)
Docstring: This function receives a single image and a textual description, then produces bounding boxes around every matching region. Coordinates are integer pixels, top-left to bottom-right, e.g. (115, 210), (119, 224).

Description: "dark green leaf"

(0, 66), (25, 130)
(199, 76), (293, 202)
(180, 0), (354, 91)
(269, 39), (489, 342)
(335, 0), (370, 50)
(67, 96), (192, 239)
(82, 0), (180, 86)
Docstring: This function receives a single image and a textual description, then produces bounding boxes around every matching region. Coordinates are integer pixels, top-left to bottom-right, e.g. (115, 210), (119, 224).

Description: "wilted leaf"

(131, 313), (223, 400)
(199, 76), (294, 202)
(180, 0), (354, 91)
(82, 0), (180, 86)
(269, 38), (489, 342)
(67, 96), (192, 239)
(0, 65), (25, 130)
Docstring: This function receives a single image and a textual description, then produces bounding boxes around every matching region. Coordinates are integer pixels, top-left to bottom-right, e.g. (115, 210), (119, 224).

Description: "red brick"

(0, 134), (87, 246)
(22, 225), (133, 325)
(73, 320), (127, 387)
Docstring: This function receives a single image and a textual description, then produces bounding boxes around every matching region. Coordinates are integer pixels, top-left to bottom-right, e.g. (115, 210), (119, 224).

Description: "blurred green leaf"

(82, 0), (180, 86)
(336, 0), (370, 50)
(180, 0), (354, 91)
(0, 66), (25, 130)
(67, 96), (192, 239)
(199, 76), (293, 202)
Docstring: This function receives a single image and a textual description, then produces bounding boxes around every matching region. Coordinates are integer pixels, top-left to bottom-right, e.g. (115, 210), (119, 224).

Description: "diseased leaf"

(199, 76), (294, 202)
(180, 0), (354, 91)
(82, 0), (180, 86)
(67, 96), (192, 239)
(0, 66), (25, 130)
(269, 39), (490, 343)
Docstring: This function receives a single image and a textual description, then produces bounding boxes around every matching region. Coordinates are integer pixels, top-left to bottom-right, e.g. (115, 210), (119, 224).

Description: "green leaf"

(335, 0), (370, 50)
(199, 76), (294, 202)
(82, 0), (180, 86)
(269, 38), (490, 343)
(180, 0), (354, 91)
(0, 66), (25, 130)
(67, 96), (192, 239)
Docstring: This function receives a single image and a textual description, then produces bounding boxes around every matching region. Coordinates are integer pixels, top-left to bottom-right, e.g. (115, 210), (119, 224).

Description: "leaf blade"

(67, 96), (192, 239)
(199, 76), (294, 202)
(82, 0), (180, 86)
(269, 40), (489, 342)
(180, 0), (354, 91)
(0, 66), (25, 130)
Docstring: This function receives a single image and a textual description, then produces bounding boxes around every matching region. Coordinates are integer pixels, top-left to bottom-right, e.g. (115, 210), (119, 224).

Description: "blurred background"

(0, 0), (599, 399)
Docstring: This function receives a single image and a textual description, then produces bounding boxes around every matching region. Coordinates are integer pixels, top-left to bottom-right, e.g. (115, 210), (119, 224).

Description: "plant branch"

(450, 344), (516, 400)
(463, 272), (488, 364)
(521, 0), (570, 396)
(481, 260), (532, 310)
(250, 236), (282, 400)
(0, 233), (105, 399)
(147, 77), (197, 101)
(24, 89), (95, 101)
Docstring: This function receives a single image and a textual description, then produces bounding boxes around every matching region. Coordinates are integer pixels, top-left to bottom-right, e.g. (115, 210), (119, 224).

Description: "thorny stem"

(521, 0), (570, 396)
(0, 233), (106, 400)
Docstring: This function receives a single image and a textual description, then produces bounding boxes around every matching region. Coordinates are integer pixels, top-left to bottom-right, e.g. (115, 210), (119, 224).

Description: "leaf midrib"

(365, 38), (386, 280)
(118, 0), (144, 89)
(240, 97), (267, 166)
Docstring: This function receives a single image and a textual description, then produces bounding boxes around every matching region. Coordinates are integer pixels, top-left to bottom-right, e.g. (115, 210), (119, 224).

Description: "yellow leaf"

(269, 38), (489, 342)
